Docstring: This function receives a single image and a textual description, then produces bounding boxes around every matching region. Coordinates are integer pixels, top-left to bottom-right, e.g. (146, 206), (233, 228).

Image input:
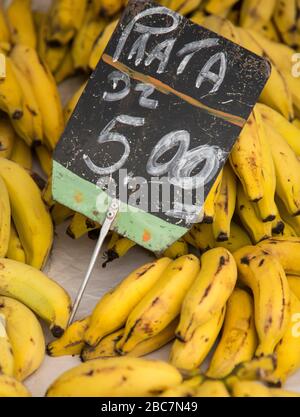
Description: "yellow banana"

(230, 380), (271, 397)
(228, 355), (276, 381)
(288, 275), (300, 300)
(0, 158), (53, 269)
(230, 112), (264, 203)
(190, 11), (206, 25)
(99, 0), (123, 16)
(161, 376), (204, 397)
(177, 0), (203, 16)
(10, 136), (32, 170)
(82, 319), (177, 361)
(47, 316), (90, 357)
(89, 19), (118, 70)
(66, 212), (99, 239)
(215, 222), (252, 253)
(207, 289), (257, 379)
(203, 170), (223, 223)
(46, 357), (182, 397)
(293, 119), (300, 130)
(0, 117), (16, 158)
(42, 176), (55, 209)
(277, 197), (300, 236)
(213, 164), (236, 241)
(103, 236), (136, 266)
(50, 203), (73, 226)
(170, 307), (225, 371)
(187, 223), (215, 252)
(0, 295), (45, 381)
(258, 21), (280, 42)
(274, 0), (299, 47)
(47, 0), (88, 44)
(0, 312), (14, 377)
(194, 380), (230, 397)
(234, 246), (291, 356)
(0, 4), (10, 44)
(45, 44), (68, 74)
(35, 145), (52, 177)
(240, 0), (277, 30)
(84, 257), (172, 347)
(176, 248), (236, 342)
(0, 375), (31, 397)
(280, 220), (297, 238)
(64, 81), (87, 123)
(163, 238), (188, 259)
(0, 175), (10, 258)
(0, 258), (71, 337)
(11, 44), (64, 150)
(205, 0), (239, 15)
(91, 0), (102, 14)
(54, 50), (75, 84)
(258, 237), (300, 275)
(236, 182), (272, 243)
(6, 0), (36, 48)
(6, 221), (25, 263)
(116, 255), (200, 354)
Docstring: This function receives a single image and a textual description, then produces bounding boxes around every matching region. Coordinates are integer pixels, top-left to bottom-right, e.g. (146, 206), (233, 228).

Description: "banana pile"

(1, 0), (300, 397)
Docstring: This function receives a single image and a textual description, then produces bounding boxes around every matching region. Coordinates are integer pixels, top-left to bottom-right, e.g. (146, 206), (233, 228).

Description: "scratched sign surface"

(53, 0), (270, 252)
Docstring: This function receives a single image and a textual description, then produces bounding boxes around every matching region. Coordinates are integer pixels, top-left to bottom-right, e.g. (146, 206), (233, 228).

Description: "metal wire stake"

(68, 199), (119, 325)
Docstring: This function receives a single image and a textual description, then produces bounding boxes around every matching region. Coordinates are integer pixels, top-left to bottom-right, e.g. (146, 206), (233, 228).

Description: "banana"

(236, 182), (272, 243)
(230, 380), (271, 397)
(0, 158), (53, 269)
(64, 81), (87, 123)
(6, 221), (25, 263)
(35, 145), (52, 177)
(46, 357), (182, 397)
(0, 375), (31, 397)
(277, 197), (300, 236)
(272, 210), (285, 235)
(203, 170), (223, 223)
(253, 106), (277, 222)
(45, 44), (68, 74)
(82, 319), (177, 361)
(161, 376), (204, 397)
(103, 236), (136, 266)
(0, 4), (10, 44)
(240, 0), (277, 30)
(228, 355), (276, 380)
(190, 11), (206, 25)
(274, 0), (299, 47)
(10, 136), (32, 170)
(288, 275), (300, 300)
(234, 246), (291, 356)
(0, 116), (16, 158)
(91, 0), (102, 14)
(116, 255), (200, 354)
(84, 257), (172, 347)
(257, 103), (300, 156)
(187, 223), (215, 252)
(215, 222), (252, 253)
(6, 0), (36, 49)
(42, 176), (55, 209)
(54, 50), (75, 84)
(205, 0), (239, 15)
(72, 12), (106, 70)
(281, 221), (297, 237)
(206, 289), (257, 379)
(0, 312), (14, 377)
(0, 258), (71, 337)
(66, 212), (99, 239)
(194, 380), (230, 397)
(47, 0), (88, 44)
(170, 307), (225, 371)
(177, 0), (203, 16)
(89, 19), (118, 70)
(0, 175), (10, 258)
(264, 122), (300, 216)
(0, 295), (45, 381)
(230, 112), (264, 203)
(47, 316), (90, 357)
(50, 203), (73, 226)
(258, 21), (280, 42)
(213, 164), (236, 241)
(265, 291), (300, 384)
(11, 45), (64, 150)
(176, 248), (236, 342)
(293, 119), (300, 130)
(258, 237), (300, 275)
(100, 0), (124, 16)
(163, 238), (188, 259)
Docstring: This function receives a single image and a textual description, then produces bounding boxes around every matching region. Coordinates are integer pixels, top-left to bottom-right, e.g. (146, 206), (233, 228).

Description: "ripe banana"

(0, 258), (71, 337)
(10, 136), (32, 170)
(236, 181), (272, 243)
(54, 50), (75, 84)
(66, 212), (99, 239)
(89, 19), (118, 70)
(50, 203), (73, 226)
(47, 316), (90, 357)
(176, 248), (237, 342)
(0, 295), (45, 381)
(100, 0), (123, 16)
(84, 257), (172, 347)
(0, 158), (53, 269)
(6, 0), (37, 49)
(230, 380), (271, 397)
(0, 175), (10, 258)
(205, 0), (239, 15)
(0, 375), (31, 397)
(230, 112), (264, 203)
(207, 289), (257, 379)
(0, 117), (16, 158)
(234, 246), (291, 356)
(163, 238), (188, 259)
(187, 223), (215, 252)
(277, 196), (300, 236)
(103, 236), (136, 266)
(64, 81), (87, 123)
(215, 222), (252, 253)
(11, 44), (64, 150)
(0, 312), (14, 377)
(293, 119), (300, 130)
(6, 221), (26, 264)
(258, 237), (300, 275)
(0, 5), (10, 44)
(287, 276), (300, 301)
(213, 163), (236, 241)
(45, 44), (68, 74)
(274, 0), (299, 47)
(116, 255), (200, 354)
(203, 169), (223, 223)
(170, 307), (225, 371)
(82, 319), (177, 361)
(194, 380), (230, 397)
(35, 145), (52, 177)
(161, 376), (204, 397)
(240, 0), (277, 30)
(46, 357), (182, 397)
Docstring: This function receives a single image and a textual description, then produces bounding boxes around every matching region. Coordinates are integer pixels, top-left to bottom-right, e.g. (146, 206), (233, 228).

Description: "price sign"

(53, 0), (270, 252)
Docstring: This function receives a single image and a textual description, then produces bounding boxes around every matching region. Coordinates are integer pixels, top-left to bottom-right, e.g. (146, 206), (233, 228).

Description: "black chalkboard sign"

(53, 0), (270, 252)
